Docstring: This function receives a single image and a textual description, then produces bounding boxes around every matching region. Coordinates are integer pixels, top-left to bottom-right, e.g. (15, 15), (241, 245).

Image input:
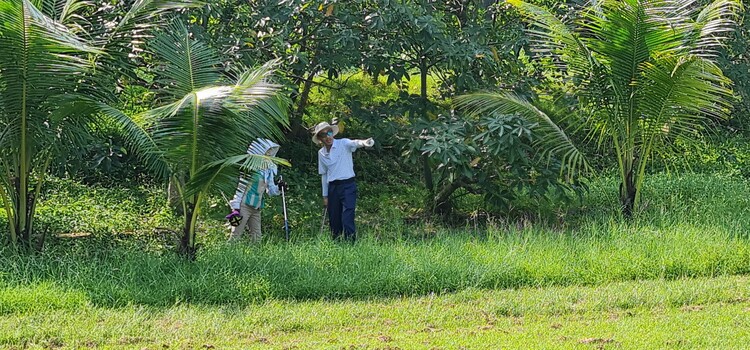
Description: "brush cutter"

(221, 192), (242, 226)
(279, 176), (290, 241)
(319, 206), (328, 236)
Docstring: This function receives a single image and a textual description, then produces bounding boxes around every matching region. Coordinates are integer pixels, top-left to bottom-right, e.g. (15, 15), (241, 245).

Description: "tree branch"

(288, 17), (329, 45)
(285, 73), (348, 91)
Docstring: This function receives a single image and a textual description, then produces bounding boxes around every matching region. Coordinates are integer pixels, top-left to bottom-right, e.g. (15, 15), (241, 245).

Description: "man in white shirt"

(312, 121), (374, 241)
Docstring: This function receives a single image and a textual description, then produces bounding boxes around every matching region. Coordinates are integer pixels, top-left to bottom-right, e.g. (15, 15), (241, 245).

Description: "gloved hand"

(278, 179), (288, 191)
(225, 209), (242, 226)
(364, 137), (375, 148)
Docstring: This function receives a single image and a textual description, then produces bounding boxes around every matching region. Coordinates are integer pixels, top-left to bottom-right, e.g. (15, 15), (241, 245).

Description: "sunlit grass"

(1, 173), (750, 306)
(1, 172), (750, 347)
(3, 222), (749, 307)
(2, 275), (749, 349)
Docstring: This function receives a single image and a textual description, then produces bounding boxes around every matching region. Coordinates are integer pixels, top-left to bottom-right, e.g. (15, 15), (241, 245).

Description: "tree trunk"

(179, 202), (198, 261)
(28, 192), (44, 251)
(422, 154), (433, 193)
(287, 69), (318, 140)
(296, 71), (315, 118)
(371, 70), (380, 85)
(620, 167), (636, 218)
(420, 59), (434, 202)
(433, 179), (467, 217)
(286, 20), (320, 141)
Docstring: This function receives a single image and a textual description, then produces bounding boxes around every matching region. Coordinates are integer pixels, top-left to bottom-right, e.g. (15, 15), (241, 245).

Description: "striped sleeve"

(229, 175), (249, 210)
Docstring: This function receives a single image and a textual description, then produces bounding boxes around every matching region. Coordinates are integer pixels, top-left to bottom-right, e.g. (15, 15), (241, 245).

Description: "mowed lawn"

(2, 275), (750, 349)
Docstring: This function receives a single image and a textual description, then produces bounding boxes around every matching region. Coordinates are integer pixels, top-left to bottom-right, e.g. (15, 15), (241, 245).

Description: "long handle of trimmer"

(280, 175), (290, 241)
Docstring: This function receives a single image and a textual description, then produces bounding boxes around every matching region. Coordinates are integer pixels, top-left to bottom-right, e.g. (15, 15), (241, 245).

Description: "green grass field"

(2, 275), (749, 349)
(1, 172), (750, 348)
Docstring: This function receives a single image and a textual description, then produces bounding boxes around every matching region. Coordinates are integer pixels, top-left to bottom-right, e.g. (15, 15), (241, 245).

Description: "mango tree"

(187, 0), (365, 138)
(358, 0), (505, 207)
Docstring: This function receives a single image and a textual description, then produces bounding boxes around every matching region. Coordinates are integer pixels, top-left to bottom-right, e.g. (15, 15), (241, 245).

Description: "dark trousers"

(328, 178), (357, 241)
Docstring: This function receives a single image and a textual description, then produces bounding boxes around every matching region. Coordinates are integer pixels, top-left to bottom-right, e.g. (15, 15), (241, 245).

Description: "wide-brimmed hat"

(311, 121), (339, 145)
(245, 138), (280, 174)
(246, 138), (280, 157)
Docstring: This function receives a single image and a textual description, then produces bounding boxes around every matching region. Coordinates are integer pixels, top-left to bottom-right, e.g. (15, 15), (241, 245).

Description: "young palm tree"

(0, 0), (98, 248)
(0, 0), (195, 249)
(140, 21), (288, 259)
(457, 0), (740, 216)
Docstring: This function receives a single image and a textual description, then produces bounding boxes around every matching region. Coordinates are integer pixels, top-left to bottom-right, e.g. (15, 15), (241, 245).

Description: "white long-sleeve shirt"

(318, 138), (368, 196)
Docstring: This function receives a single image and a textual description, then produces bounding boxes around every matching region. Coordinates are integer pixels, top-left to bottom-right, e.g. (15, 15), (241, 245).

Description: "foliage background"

(0, 0), (749, 248)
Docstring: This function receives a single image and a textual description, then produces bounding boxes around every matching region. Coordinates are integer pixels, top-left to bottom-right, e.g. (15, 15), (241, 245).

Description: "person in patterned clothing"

(226, 138), (286, 242)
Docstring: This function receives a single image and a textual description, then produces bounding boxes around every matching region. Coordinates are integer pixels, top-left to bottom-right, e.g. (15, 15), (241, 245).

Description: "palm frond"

(584, 1), (650, 88)
(688, 0), (742, 59)
(230, 60), (285, 107)
(230, 61), (290, 141)
(52, 96), (172, 178)
(0, 123), (18, 152)
(147, 90), (263, 167)
(184, 153), (290, 198)
(0, 0), (100, 80)
(455, 92), (591, 178)
(149, 20), (223, 102)
(238, 96), (290, 142)
(638, 56), (732, 157)
(94, 1), (202, 55)
(0, 0), (100, 151)
(48, 0), (91, 23)
(508, 0), (596, 76)
(114, 0), (198, 32)
(79, 1), (202, 106)
(145, 56), (288, 180)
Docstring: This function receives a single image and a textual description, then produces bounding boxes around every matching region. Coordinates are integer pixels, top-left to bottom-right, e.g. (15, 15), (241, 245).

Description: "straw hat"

(311, 121), (339, 145)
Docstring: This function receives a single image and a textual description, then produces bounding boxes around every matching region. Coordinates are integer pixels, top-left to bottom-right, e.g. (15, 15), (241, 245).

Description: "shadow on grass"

(2, 173), (750, 310)
(2, 220), (750, 312)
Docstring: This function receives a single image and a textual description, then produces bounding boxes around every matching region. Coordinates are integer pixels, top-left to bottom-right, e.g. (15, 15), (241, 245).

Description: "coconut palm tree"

(0, 0), (194, 249)
(138, 20), (288, 259)
(456, 0), (740, 216)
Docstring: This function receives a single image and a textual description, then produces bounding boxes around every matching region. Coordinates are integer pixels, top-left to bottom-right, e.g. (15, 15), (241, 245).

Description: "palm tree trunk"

(20, 79), (29, 245)
(29, 156), (52, 251)
(616, 122), (638, 217)
(17, 176), (30, 246)
(180, 200), (199, 261)
(620, 165), (636, 218)
(0, 180), (16, 244)
(179, 97), (202, 260)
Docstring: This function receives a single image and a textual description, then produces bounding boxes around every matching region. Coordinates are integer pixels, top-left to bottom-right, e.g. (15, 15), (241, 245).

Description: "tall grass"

(1, 172), (749, 308)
